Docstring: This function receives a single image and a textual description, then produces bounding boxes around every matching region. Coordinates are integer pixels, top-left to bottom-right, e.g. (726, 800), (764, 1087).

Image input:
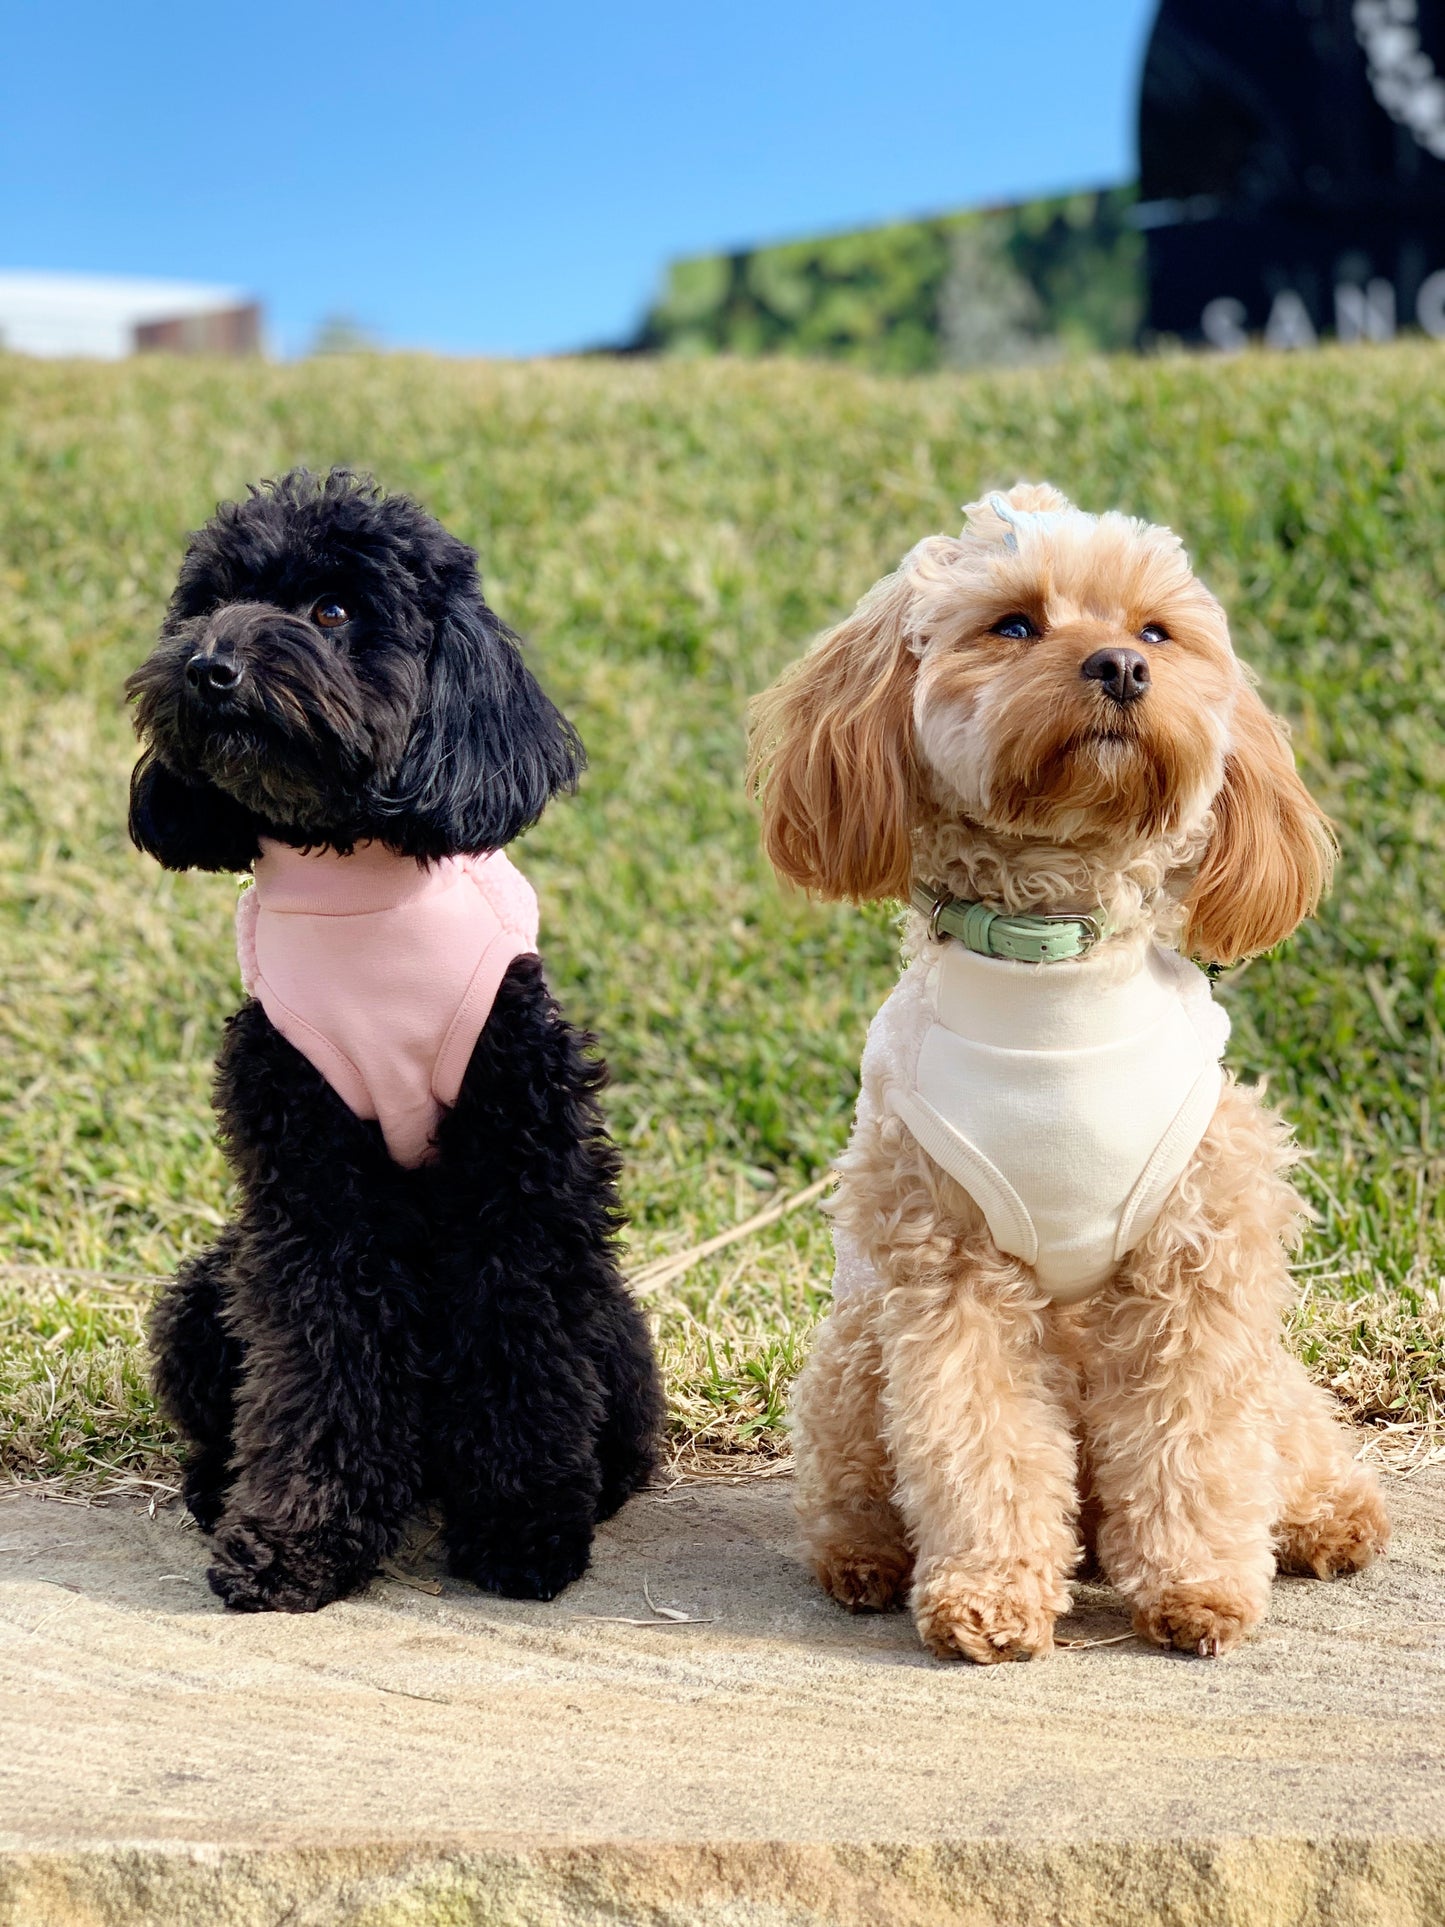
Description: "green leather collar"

(910, 884), (1104, 964)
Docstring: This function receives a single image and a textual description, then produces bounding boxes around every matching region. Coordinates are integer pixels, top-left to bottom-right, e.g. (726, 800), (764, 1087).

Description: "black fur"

(130, 469), (661, 1611)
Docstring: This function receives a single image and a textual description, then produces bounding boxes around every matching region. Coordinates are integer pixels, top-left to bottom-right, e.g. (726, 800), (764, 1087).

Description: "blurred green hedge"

(630, 186), (1142, 371)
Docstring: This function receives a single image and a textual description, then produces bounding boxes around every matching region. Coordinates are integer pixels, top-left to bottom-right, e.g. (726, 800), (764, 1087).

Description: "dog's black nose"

(1081, 647), (1149, 705)
(185, 651), (243, 697)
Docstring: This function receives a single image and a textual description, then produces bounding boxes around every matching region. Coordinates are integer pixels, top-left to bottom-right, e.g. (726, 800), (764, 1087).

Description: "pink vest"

(236, 839), (539, 1168)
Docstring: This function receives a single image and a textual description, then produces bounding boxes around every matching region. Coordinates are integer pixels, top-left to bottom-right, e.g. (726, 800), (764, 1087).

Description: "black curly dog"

(126, 469), (661, 1611)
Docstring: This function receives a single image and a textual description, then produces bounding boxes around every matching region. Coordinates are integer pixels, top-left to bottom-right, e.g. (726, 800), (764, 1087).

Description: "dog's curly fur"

(749, 482), (1388, 1663)
(129, 469), (662, 1612)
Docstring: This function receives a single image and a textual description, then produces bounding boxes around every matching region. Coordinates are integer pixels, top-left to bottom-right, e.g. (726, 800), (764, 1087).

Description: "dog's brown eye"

(991, 613), (1038, 641)
(1139, 622), (1170, 644)
(311, 598), (349, 630)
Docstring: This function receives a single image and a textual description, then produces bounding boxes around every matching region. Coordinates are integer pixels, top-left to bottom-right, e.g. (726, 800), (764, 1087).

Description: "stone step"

(0, 1461), (1441, 1926)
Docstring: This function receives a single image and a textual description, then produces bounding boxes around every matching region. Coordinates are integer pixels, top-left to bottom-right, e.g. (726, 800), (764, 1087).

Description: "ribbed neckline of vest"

(252, 838), (462, 916)
(934, 938), (1191, 1053)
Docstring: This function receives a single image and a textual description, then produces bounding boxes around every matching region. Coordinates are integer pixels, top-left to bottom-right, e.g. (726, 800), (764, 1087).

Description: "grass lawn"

(1, 345), (1442, 1492)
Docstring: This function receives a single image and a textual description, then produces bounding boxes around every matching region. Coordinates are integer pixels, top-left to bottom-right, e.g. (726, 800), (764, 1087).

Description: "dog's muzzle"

(178, 602), (316, 716)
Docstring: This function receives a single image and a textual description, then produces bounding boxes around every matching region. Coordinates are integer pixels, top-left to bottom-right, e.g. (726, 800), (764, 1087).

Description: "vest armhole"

(886, 1087), (1038, 1268)
(432, 929), (539, 1110)
(1113, 1062), (1225, 1264)
(251, 975), (374, 1122)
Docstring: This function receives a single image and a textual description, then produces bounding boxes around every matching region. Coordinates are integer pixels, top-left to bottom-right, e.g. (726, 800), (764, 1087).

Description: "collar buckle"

(1034, 910), (1103, 955)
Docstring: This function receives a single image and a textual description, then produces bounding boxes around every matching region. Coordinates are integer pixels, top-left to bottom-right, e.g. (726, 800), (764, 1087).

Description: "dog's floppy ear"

(1182, 679), (1336, 966)
(387, 597), (584, 856)
(747, 563), (923, 901)
(129, 754), (262, 873)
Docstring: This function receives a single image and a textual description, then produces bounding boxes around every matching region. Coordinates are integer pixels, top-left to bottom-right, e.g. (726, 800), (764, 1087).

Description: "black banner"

(1139, 0), (1445, 345)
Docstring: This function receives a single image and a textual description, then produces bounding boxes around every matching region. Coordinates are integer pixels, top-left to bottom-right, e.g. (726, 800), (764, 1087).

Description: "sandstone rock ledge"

(0, 1462), (1441, 1926)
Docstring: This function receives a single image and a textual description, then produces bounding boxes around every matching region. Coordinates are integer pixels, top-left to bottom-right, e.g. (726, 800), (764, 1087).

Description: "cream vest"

(836, 939), (1230, 1304)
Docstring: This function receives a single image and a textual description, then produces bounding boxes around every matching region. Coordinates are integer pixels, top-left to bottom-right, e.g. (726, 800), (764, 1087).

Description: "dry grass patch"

(1290, 1286), (1445, 1471)
(4, 1204), (1440, 1497)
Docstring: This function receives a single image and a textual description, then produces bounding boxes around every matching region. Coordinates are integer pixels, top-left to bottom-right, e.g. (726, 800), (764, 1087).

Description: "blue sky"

(1, 1), (1158, 358)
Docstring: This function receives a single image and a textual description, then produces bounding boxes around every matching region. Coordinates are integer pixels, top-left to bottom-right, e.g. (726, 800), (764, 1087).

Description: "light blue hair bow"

(985, 491), (1097, 550)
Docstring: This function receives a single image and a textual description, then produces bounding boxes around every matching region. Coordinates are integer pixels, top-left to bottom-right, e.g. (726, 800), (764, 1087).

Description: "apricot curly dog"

(748, 483), (1388, 1662)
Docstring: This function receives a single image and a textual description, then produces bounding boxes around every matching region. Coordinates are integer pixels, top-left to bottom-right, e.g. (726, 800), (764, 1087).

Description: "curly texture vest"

(835, 939), (1230, 1304)
(236, 839), (539, 1168)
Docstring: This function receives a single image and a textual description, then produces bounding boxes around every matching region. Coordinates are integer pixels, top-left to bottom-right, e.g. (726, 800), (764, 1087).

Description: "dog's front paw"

(207, 1516), (366, 1613)
(911, 1560), (1066, 1663)
(447, 1510), (594, 1602)
(812, 1543), (913, 1613)
(1276, 1478), (1391, 1580)
(1132, 1579), (1261, 1657)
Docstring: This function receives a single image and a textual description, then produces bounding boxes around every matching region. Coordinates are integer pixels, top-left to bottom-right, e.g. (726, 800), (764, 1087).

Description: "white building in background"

(0, 271), (262, 358)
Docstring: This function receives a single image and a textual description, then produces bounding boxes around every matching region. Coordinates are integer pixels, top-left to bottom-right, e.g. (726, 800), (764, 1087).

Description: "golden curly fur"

(750, 483), (1387, 1663)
